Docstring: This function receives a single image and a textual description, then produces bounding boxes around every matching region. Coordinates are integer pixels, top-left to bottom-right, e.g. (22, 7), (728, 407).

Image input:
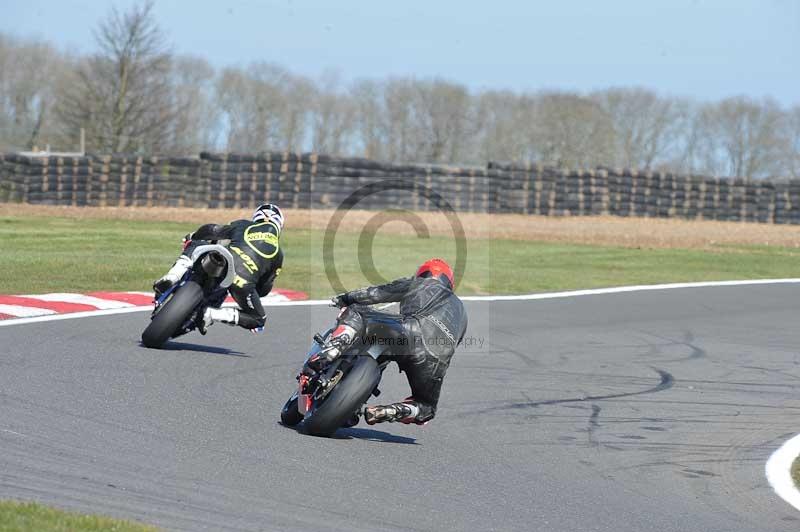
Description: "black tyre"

(303, 356), (381, 437)
(280, 394), (304, 427)
(141, 281), (204, 348)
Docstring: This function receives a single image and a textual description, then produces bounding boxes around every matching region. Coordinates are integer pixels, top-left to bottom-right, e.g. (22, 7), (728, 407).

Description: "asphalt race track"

(1, 284), (799, 531)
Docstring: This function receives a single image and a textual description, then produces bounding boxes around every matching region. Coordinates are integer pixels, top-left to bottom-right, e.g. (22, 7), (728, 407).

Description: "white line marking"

(766, 433), (800, 512)
(127, 290), (293, 304)
(21, 293), (134, 309)
(0, 306), (151, 326)
(0, 278), (798, 327)
(127, 290), (297, 300)
(459, 278), (800, 301)
(0, 304), (57, 317)
(0, 299), (333, 327)
(222, 294), (292, 306)
(263, 299), (331, 306)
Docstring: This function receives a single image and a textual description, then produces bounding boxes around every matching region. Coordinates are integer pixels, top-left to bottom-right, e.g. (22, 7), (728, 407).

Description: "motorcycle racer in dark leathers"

(153, 203), (284, 332)
(306, 258), (468, 425)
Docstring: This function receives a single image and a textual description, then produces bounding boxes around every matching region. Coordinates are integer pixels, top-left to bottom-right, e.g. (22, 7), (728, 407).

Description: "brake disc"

(313, 370), (344, 401)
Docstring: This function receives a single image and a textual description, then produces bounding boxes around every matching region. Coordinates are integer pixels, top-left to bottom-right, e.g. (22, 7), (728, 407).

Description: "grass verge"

(793, 455), (800, 489)
(0, 500), (157, 532)
(1, 214), (799, 298)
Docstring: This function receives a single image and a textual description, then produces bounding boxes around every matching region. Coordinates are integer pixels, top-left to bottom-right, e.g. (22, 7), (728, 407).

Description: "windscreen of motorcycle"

(305, 328), (333, 361)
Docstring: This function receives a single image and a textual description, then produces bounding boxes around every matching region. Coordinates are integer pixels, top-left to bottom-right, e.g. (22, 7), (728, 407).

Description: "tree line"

(1, 1), (798, 179)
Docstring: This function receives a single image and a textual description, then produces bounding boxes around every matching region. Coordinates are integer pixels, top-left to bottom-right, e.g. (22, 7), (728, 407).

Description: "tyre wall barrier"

(1, 152), (797, 223)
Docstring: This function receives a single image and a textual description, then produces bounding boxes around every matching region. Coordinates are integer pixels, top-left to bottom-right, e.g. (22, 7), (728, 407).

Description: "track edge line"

(766, 432), (800, 513)
(2, 278), (800, 327)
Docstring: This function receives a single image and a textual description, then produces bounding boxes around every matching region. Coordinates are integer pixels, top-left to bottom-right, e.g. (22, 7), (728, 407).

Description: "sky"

(3, 0), (798, 106)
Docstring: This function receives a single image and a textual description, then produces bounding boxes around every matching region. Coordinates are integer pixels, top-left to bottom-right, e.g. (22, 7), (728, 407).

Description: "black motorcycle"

(281, 312), (405, 436)
(141, 244), (236, 348)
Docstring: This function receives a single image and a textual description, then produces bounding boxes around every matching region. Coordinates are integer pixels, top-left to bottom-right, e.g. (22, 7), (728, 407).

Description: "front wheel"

(141, 281), (204, 348)
(280, 394), (303, 427)
(303, 356), (381, 437)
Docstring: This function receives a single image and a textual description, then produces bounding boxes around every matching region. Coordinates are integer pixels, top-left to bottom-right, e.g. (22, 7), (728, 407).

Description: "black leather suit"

(184, 219), (283, 329)
(336, 275), (468, 423)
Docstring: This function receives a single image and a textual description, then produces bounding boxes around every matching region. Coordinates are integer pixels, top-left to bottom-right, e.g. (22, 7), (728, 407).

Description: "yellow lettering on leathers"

(244, 221), (280, 259)
(230, 245), (259, 274)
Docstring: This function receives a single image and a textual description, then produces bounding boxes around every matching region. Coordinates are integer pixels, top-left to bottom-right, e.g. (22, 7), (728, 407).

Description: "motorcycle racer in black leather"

(153, 203), (285, 332)
(306, 258), (468, 425)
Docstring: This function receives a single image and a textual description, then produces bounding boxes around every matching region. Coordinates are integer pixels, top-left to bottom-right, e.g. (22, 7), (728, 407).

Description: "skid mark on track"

(636, 329), (706, 363)
(485, 340), (539, 368)
(463, 368), (674, 417)
(742, 365), (800, 383)
(587, 404), (601, 447)
(670, 330), (706, 361)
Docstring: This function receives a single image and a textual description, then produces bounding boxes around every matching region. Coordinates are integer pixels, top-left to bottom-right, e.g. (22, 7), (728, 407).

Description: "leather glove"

(330, 293), (351, 308)
(303, 352), (331, 374)
(303, 335), (347, 374)
(181, 232), (194, 252)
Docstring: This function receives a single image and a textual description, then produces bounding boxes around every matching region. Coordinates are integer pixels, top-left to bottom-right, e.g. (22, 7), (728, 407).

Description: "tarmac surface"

(1, 284), (799, 531)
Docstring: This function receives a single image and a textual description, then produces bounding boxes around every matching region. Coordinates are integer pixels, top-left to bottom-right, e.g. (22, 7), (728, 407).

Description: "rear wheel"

(303, 356), (381, 437)
(141, 281), (204, 348)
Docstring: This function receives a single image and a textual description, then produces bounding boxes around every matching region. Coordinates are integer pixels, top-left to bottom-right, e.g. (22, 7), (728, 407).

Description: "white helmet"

(252, 203), (284, 231)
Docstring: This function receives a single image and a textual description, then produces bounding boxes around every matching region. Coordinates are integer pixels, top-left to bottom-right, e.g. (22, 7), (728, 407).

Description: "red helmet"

(416, 258), (454, 289)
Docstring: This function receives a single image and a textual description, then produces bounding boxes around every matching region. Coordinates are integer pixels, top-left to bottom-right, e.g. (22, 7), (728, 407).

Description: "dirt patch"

(3, 204), (800, 249)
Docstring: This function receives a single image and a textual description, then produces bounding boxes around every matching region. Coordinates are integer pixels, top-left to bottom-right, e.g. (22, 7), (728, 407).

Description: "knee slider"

(236, 312), (265, 330)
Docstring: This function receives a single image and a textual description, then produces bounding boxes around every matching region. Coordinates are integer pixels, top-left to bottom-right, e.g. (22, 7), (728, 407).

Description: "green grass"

(1, 215), (799, 298)
(793, 455), (800, 489)
(0, 500), (157, 532)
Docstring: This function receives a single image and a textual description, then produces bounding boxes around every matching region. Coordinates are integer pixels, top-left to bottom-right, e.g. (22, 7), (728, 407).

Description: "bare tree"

(281, 74), (314, 151)
(593, 88), (685, 169)
(349, 79), (387, 159)
(380, 78), (418, 162)
(166, 55), (218, 154)
(216, 67), (253, 151)
(416, 79), (471, 163)
(474, 90), (539, 163)
(3, 22), (800, 175)
(217, 64), (281, 151)
(216, 63), (310, 152)
(310, 71), (355, 155)
(778, 106), (800, 178)
(0, 34), (69, 151)
(531, 92), (615, 168)
(57, 0), (173, 153)
(692, 96), (784, 178)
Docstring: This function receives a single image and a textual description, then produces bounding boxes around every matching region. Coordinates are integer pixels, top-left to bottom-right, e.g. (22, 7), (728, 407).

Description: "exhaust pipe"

(200, 251), (226, 278)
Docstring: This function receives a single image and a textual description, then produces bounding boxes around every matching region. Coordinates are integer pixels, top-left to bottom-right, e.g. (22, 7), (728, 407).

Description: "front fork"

(297, 375), (312, 414)
(297, 357), (345, 414)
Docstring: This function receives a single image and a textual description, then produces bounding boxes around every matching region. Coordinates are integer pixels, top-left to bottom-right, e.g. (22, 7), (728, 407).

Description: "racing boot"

(153, 255), (193, 296)
(200, 307), (265, 334)
(364, 401), (420, 425)
(202, 307), (240, 331)
(305, 324), (356, 373)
